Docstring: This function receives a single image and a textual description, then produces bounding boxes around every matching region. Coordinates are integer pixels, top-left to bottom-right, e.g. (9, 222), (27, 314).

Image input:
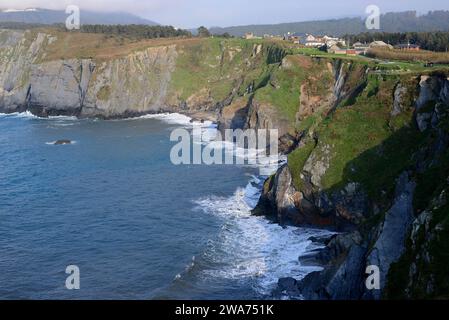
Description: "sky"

(1, 0), (448, 28)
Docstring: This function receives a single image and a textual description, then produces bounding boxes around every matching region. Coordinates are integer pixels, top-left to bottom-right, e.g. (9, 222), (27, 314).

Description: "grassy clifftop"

(2, 28), (449, 298)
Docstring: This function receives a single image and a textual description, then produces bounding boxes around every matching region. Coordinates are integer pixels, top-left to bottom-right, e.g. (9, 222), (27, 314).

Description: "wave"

(0, 111), (38, 119)
(138, 113), (216, 129)
(0, 111), (78, 121)
(176, 177), (335, 298)
(194, 130), (287, 176)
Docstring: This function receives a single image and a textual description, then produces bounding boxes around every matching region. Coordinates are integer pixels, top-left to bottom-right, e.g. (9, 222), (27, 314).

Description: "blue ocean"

(0, 112), (330, 300)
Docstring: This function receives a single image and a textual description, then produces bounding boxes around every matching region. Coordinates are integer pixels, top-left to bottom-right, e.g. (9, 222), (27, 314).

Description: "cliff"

(255, 61), (449, 299)
(0, 29), (285, 120)
(2, 28), (449, 300)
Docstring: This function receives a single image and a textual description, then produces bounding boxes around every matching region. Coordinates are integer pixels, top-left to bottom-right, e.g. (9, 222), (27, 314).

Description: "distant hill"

(0, 8), (158, 26)
(210, 11), (449, 37)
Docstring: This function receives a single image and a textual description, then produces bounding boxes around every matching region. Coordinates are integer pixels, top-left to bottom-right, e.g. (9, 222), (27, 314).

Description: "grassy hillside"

(169, 38), (264, 101)
(39, 29), (199, 62)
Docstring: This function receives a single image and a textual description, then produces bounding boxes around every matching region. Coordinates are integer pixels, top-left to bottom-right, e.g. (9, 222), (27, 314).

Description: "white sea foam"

(0, 111), (78, 121)
(138, 113), (220, 132)
(195, 131), (287, 176)
(191, 177), (335, 297)
(138, 112), (191, 123)
(0, 111), (36, 119)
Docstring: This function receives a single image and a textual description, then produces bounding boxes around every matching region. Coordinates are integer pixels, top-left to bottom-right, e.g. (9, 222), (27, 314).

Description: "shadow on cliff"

(257, 113), (439, 233)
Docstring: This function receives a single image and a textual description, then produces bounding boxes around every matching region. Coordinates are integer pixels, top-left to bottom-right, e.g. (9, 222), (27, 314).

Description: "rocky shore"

(2, 28), (449, 300)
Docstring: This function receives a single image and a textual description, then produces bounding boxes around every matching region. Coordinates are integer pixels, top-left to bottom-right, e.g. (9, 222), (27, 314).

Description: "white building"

(305, 34), (346, 48)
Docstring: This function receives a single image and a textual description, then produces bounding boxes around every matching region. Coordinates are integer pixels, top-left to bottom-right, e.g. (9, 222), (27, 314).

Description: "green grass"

(254, 55), (333, 124)
(386, 199), (449, 299)
(288, 140), (317, 190)
(254, 68), (303, 121)
(311, 76), (425, 200)
(293, 46), (449, 74)
(170, 38), (271, 101)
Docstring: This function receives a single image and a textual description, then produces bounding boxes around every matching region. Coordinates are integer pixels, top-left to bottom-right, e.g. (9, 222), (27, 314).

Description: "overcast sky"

(1, 0), (448, 28)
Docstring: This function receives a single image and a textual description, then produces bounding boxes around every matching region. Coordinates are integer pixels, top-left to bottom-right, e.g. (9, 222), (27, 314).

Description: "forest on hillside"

(74, 24), (192, 39)
(210, 11), (449, 38)
(346, 31), (449, 52)
(0, 22), (192, 39)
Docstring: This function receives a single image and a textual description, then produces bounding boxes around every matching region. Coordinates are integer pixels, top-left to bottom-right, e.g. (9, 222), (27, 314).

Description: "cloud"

(1, 0), (448, 28)
(0, 0), (174, 14)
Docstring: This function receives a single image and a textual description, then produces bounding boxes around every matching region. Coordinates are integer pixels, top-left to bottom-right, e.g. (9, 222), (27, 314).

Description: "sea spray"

(173, 176), (335, 297)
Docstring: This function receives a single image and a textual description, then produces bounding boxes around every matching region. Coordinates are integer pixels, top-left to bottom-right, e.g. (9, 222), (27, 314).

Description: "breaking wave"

(138, 113), (216, 129)
(173, 177), (335, 298)
(0, 111), (78, 121)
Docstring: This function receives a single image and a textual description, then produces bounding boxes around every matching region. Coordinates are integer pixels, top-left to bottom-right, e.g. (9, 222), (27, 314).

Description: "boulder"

(54, 140), (73, 145)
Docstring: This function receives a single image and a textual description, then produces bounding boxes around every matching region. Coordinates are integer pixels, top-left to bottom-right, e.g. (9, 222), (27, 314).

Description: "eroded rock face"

(319, 183), (370, 227)
(217, 97), (249, 131)
(245, 100), (290, 135)
(364, 172), (416, 299)
(295, 231), (367, 300)
(389, 188), (448, 299)
(415, 75), (449, 132)
(303, 144), (331, 189)
(295, 173), (415, 300)
(392, 83), (407, 116)
(253, 165), (299, 223)
(0, 30), (180, 118)
(272, 165), (299, 221)
(416, 76), (440, 110)
(82, 45), (178, 118)
(27, 59), (95, 117)
(0, 31), (48, 113)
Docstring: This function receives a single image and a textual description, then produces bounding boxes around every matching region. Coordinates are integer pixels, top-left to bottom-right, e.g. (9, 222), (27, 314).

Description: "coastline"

(0, 108), (333, 299)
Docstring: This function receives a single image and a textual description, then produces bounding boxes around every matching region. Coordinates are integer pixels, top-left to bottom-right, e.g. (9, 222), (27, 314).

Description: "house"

(353, 42), (370, 55)
(290, 36), (301, 44)
(305, 34), (326, 47)
(306, 34), (346, 48)
(323, 35), (341, 43)
(327, 44), (346, 55)
(369, 41), (393, 49)
(395, 43), (421, 51)
(264, 34), (283, 40)
(244, 32), (261, 40)
(244, 32), (254, 39)
(284, 32), (301, 44)
(325, 39), (338, 47)
(346, 49), (357, 56)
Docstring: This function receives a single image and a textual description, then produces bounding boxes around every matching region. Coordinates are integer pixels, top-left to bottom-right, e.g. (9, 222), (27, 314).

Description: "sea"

(0, 111), (333, 300)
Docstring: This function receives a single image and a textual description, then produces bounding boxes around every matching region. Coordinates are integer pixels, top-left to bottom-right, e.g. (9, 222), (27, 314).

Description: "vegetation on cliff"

(65, 24), (192, 40)
(1, 28), (449, 298)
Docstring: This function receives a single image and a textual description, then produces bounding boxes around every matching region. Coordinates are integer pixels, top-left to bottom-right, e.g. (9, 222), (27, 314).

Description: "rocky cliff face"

(0, 29), (279, 120)
(2, 28), (449, 300)
(0, 30), (179, 117)
(261, 69), (449, 299)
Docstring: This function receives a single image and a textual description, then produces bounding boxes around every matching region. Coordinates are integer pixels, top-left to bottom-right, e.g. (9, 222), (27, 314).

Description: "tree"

(197, 26), (211, 38)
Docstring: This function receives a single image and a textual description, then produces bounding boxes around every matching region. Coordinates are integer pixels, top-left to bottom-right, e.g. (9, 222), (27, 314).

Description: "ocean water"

(0, 112), (331, 300)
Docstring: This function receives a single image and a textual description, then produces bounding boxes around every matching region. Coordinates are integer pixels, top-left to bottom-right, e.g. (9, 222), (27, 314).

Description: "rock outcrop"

(0, 30), (272, 120)
(2, 28), (449, 300)
(363, 172), (416, 299)
(256, 67), (449, 299)
(415, 75), (449, 132)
